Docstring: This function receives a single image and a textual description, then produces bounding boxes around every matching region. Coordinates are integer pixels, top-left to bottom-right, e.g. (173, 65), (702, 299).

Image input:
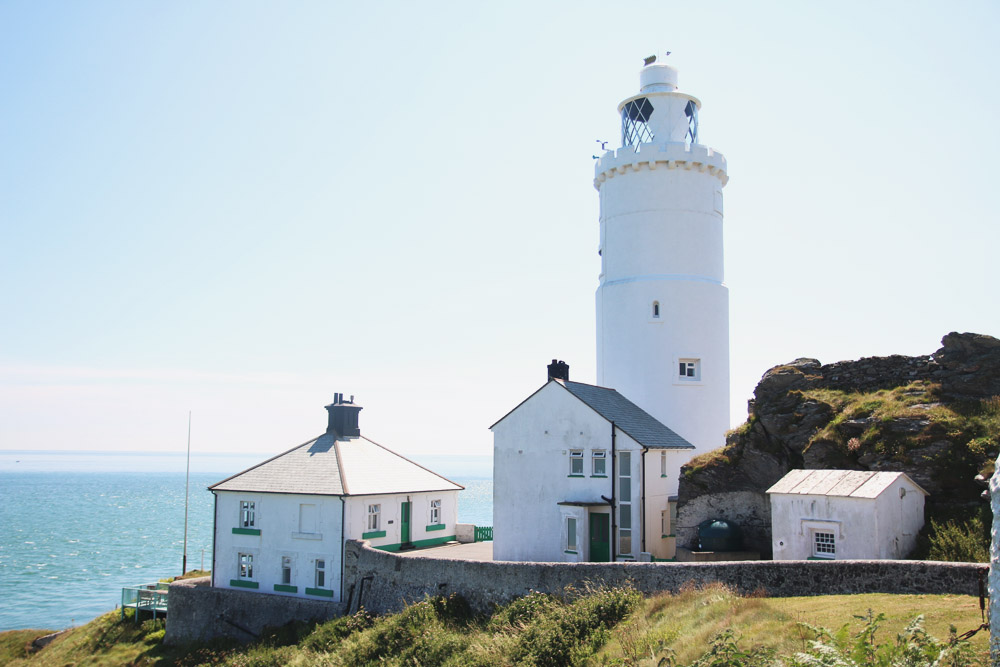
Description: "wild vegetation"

(3, 584), (988, 666)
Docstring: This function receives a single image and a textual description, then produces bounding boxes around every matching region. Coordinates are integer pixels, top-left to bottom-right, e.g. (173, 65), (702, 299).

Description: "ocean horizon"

(0, 450), (493, 632)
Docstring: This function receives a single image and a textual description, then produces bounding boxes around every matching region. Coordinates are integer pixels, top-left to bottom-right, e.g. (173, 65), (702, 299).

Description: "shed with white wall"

(768, 469), (926, 561)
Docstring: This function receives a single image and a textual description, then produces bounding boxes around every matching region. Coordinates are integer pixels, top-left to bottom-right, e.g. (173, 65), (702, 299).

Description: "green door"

(589, 513), (610, 562)
(400, 501), (412, 546)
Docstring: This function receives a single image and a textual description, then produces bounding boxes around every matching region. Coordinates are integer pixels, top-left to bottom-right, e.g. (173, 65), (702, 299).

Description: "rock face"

(676, 332), (1000, 557)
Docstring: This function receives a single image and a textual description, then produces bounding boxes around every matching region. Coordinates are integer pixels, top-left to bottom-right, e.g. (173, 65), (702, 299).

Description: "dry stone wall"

(342, 541), (986, 616)
(163, 576), (345, 645)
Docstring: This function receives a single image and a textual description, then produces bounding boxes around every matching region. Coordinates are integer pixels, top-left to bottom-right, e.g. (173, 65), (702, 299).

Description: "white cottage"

(492, 361), (694, 563)
(767, 469), (926, 561)
(209, 395), (463, 601)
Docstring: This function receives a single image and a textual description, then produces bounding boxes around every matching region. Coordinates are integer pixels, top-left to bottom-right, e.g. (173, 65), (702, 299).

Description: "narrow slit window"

(652, 301), (660, 318)
(281, 556), (291, 585)
(315, 559), (326, 588)
(567, 517), (577, 551)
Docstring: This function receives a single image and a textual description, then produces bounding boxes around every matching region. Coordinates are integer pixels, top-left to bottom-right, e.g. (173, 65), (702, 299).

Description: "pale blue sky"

(2, 2), (997, 459)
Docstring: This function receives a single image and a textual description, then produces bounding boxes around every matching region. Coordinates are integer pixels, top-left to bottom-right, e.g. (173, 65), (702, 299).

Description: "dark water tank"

(697, 519), (742, 552)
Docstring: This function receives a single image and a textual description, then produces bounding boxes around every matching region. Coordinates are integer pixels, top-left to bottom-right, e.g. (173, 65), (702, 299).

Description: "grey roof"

(561, 380), (694, 449)
(766, 469), (928, 498)
(209, 433), (463, 496)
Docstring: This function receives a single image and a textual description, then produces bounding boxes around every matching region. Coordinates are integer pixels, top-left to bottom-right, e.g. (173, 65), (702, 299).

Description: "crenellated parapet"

(593, 142), (729, 190)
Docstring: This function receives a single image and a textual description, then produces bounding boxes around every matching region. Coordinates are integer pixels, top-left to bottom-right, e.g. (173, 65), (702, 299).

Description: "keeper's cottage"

(209, 395), (462, 602)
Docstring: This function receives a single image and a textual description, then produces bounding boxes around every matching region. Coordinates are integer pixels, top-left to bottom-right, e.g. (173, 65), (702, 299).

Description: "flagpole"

(182, 411), (191, 575)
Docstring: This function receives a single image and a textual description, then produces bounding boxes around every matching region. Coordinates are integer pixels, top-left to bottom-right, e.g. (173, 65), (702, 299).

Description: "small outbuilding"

(767, 469), (926, 561)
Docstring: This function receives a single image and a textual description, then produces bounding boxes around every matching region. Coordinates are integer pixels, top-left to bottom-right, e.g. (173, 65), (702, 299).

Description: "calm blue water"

(0, 451), (492, 631)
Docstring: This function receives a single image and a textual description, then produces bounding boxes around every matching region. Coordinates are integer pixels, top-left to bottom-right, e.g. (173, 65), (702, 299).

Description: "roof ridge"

(208, 435), (322, 490)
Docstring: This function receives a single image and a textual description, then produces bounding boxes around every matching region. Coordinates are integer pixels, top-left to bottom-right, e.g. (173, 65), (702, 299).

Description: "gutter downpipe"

(340, 497), (346, 602)
(641, 447), (647, 554)
(210, 492), (217, 588)
(610, 421), (617, 562)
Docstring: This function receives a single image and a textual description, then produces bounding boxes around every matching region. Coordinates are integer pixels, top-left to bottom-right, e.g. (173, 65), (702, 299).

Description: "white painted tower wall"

(594, 63), (730, 455)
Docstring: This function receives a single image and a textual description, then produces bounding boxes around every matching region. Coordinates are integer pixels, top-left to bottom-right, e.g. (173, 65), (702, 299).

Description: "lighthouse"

(594, 59), (730, 456)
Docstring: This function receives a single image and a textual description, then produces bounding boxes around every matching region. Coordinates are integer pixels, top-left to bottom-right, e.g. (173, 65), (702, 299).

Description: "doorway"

(589, 513), (610, 562)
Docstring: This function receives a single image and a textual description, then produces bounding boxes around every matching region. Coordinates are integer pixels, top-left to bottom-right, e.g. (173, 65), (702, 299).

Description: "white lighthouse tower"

(594, 59), (730, 456)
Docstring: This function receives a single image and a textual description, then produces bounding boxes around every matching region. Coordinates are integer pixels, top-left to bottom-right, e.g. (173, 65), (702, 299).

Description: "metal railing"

(121, 582), (169, 622)
(474, 526), (493, 542)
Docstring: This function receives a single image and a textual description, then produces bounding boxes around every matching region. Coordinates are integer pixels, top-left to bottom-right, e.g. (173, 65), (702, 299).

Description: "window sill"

(660, 474), (668, 478)
(292, 532), (323, 540)
(567, 474), (584, 478)
(305, 587), (334, 598)
(808, 556), (835, 560)
(426, 523), (446, 531)
(273, 584), (297, 593)
(564, 550), (578, 555)
(362, 530), (386, 539)
(230, 579), (259, 589)
(590, 475), (608, 478)
(232, 527), (260, 536)
(661, 534), (675, 539)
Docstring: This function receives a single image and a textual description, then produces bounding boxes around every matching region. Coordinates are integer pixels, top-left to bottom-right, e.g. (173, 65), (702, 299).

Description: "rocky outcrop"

(676, 332), (1000, 557)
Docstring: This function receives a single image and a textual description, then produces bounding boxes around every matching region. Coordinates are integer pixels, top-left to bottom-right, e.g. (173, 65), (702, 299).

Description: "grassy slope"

(2, 586), (988, 666)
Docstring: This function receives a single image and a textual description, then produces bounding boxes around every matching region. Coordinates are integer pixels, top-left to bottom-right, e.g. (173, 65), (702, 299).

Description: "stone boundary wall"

(163, 577), (346, 645)
(342, 540), (987, 616)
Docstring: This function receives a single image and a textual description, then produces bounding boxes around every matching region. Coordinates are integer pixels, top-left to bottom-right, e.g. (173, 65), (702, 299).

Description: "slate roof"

(766, 469), (927, 498)
(209, 433), (463, 496)
(561, 380), (694, 449)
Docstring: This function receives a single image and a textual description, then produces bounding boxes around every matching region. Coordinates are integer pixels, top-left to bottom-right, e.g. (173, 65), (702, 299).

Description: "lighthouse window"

(621, 97), (655, 149)
(685, 100), (699, 146)
(652, 302), (660, 318)
(678, 359), (700, 381)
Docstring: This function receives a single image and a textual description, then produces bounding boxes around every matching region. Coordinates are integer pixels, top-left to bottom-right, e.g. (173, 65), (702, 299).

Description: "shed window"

(813, 531), (836, 558)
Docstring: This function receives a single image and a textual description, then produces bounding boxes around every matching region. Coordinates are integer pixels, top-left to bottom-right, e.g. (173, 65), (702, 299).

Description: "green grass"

(3, 586), (988, 666)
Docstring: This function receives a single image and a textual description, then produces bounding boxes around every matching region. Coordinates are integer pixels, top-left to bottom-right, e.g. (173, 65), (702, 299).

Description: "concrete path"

(396, 541), (493, 561)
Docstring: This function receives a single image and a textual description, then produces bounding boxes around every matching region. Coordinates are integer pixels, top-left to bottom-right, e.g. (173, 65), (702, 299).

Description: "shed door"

(589, 513), (610, 562)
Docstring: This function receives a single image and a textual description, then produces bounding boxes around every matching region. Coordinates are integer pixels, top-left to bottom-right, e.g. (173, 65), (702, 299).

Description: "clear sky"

(2, 2), (997, 460)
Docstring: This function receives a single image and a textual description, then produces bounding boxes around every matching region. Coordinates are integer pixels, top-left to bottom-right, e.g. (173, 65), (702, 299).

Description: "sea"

(0, 450), (493, 632)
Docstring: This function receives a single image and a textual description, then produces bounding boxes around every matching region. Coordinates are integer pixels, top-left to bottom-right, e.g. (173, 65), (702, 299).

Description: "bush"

(926, 514), (989, 563)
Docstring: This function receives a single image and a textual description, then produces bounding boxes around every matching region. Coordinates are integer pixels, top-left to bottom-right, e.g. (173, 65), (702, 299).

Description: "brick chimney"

(547, 359), (569, 382)
(325, 393), (362, 439)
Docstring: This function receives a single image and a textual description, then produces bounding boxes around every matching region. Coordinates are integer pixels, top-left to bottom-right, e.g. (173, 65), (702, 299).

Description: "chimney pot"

(547, 359), (570, 382)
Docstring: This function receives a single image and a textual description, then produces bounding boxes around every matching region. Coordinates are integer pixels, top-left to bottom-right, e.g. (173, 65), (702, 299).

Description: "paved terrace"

(396, 541), (493, 561)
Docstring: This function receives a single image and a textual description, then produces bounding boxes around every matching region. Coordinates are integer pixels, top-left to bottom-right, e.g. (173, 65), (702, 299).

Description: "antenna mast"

(182, 411), (191, 575)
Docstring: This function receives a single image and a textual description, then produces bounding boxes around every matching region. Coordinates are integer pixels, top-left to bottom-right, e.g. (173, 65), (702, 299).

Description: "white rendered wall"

(769, 479), (924, 560)
(213, 491), (345, 600)
(594, 69), (730, 457)
(344, 491), (459, 551)
(492, 381), (644, 562)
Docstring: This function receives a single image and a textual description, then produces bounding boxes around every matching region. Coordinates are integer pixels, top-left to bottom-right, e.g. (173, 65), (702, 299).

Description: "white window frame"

(592, 450), (606, 476)
(430, 499), (441, 525)
(678, 359), (699, 381)
(315, 558), (327, 588)
(281, 555), (292, 585)
(569, 450), (584, 476)
(812, 530), (836, 559)
(240, 500), (255, 528)
(238, 552), (254, 580)
(618, 451), (632, 556)
(367, 504), (380, 531)
(566, 517), (578, 552)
